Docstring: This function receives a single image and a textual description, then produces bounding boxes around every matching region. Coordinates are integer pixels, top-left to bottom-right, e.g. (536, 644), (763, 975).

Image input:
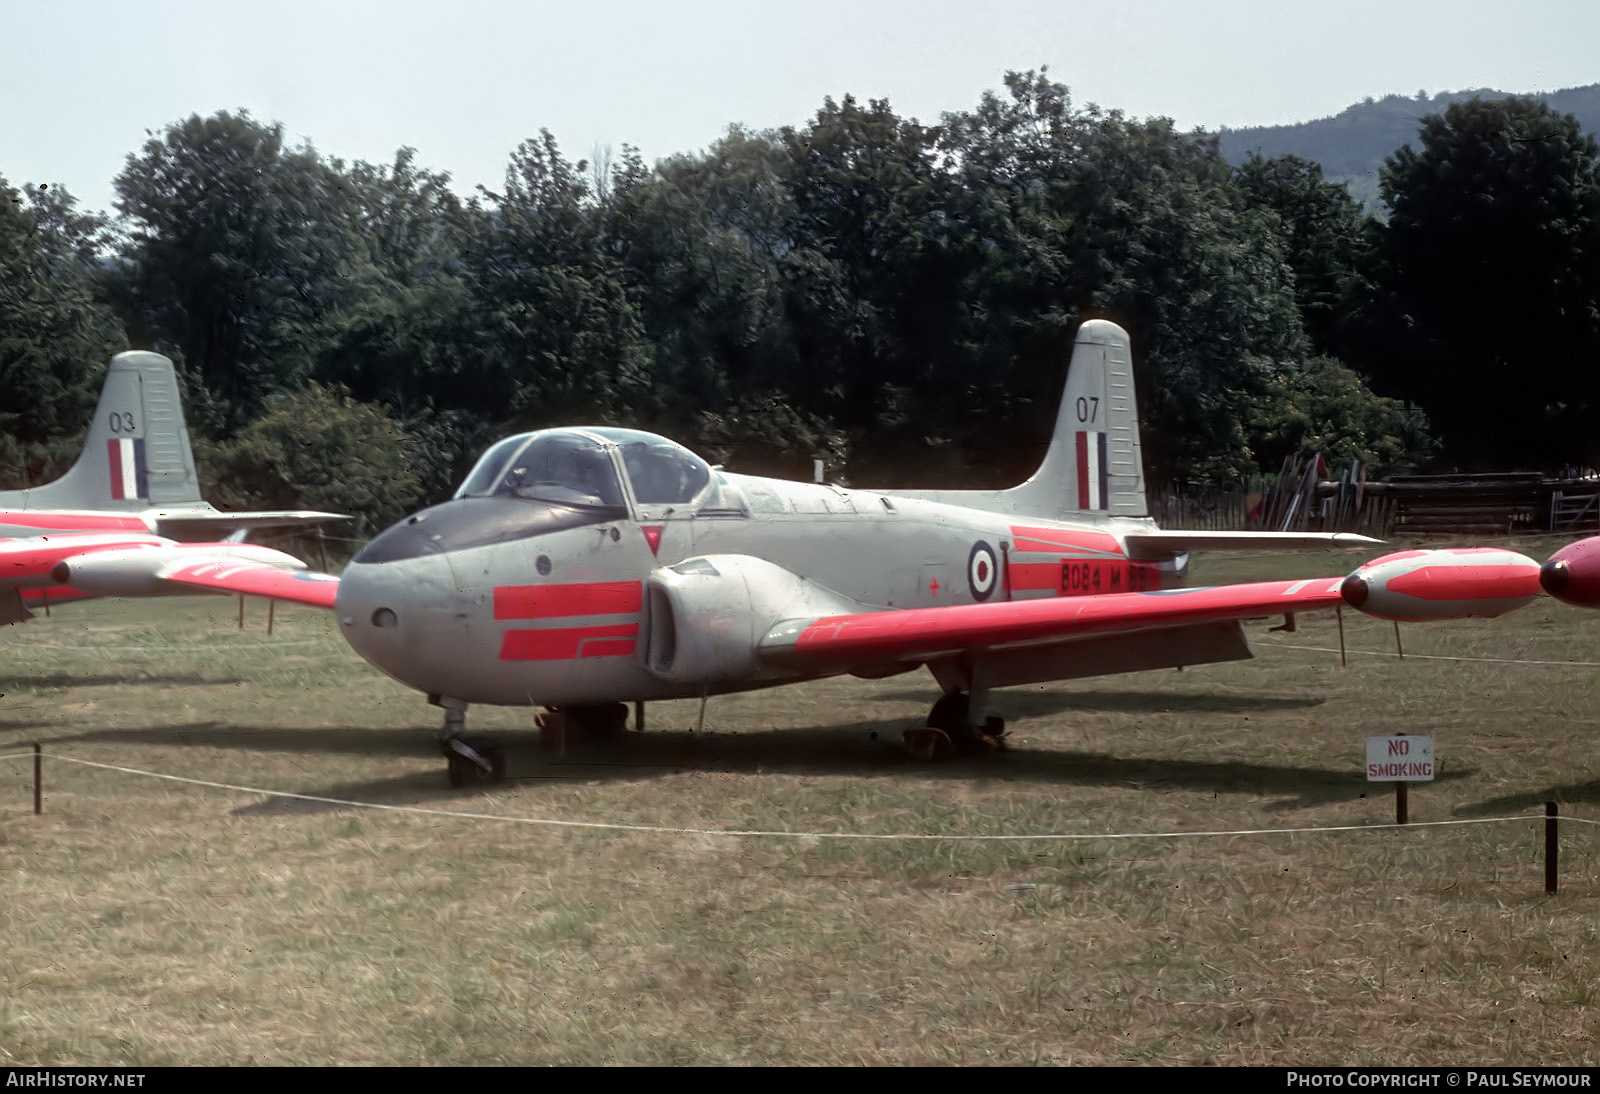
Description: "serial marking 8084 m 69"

(306, 320), (1541, 785)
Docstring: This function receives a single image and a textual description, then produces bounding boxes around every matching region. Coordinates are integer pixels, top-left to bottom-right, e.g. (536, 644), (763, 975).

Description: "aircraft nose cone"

(1340, 573), (1369, 608)
(335, 552), (467, 688)
(1540, 558), (1570, 598)
(1540, 536), (1600, 609)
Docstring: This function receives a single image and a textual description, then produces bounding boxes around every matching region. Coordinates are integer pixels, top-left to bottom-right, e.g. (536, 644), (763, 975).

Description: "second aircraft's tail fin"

(885, 320), (1148, 521)
(5, 351), (205, 512)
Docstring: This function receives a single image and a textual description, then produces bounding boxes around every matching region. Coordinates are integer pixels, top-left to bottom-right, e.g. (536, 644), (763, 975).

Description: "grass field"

(3, 539), (1599, 1065)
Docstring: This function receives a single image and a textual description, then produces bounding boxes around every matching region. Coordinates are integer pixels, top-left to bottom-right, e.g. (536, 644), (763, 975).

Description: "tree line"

(4, 72), (1599, 534)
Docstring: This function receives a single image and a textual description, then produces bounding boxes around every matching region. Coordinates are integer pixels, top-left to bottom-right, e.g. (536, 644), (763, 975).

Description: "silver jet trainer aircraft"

(107, 321), (1548, 785)
(0, 350), (344, 624)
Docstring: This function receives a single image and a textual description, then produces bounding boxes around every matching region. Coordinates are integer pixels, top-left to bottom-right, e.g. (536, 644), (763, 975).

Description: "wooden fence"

(1149, 455), (1597, 536)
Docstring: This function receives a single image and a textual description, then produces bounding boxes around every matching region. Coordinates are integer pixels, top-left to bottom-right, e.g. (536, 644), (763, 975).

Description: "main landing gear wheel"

(445, 738), (505, 788)
(536, 703), (630, 748)
(905, 693), (1007, 759)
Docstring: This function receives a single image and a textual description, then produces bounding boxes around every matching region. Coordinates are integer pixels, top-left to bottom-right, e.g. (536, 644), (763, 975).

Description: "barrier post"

(1546, 801), (1559, 895)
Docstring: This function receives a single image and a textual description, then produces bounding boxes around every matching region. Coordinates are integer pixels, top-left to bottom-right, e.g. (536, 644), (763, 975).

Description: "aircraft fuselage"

(335, 456), (1180, 708)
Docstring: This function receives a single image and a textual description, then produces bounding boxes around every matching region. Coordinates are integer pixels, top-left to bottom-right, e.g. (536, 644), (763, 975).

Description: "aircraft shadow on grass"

(0, 673), (242, 691)
(1457, 779), (1600, 817)
(872, 686), (1328, 719)
(45, 713), (1446, 814)
(54, 721), (439, 759)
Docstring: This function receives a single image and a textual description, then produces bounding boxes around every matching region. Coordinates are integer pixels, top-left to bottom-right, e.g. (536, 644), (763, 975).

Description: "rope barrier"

(1258, 640), (1600, 668)
(1, 750), (1589, 842)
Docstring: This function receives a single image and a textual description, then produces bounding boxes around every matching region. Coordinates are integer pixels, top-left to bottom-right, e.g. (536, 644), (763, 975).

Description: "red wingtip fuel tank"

(1340, 547), (1542, 621)
(1540, 537), (1600, 609)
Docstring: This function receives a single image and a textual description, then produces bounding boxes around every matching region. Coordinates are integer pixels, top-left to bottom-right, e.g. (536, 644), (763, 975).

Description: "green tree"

(941, 74), (1297, 483)
(0, 177), (126, 486)
(1231, 153), (1370, 357)
(1366, 96), (1600, 467)
(462, 131), (651, 425)
(110, 111), (365, 429)
(608, 128), (797, 431)
(198, 383), (425, 535)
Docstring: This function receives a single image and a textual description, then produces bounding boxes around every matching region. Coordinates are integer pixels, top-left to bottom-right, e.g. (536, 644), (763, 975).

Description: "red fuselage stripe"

(1008, 559), (1163, 594)
(499, 624), (640, 660)
(1009, 525), (1123, 556)
(493, 581), (644, 620)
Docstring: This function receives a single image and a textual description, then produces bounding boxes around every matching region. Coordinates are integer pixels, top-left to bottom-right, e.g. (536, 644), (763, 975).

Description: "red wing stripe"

(776, 578), (1346, 662)
(500, 624), (639, 660)
(494, 581), (643, 620)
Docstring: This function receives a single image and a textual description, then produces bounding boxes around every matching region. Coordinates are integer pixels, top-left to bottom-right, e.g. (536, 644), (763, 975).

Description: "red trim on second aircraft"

(499, 623), (640, 660)
(0, 511), (148, 533)
(493, 581), (644, 620)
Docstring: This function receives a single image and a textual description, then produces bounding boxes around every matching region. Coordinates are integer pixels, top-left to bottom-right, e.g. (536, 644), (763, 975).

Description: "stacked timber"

(1375, 473), (1544, 536)
(1153, 465), (1589, 536)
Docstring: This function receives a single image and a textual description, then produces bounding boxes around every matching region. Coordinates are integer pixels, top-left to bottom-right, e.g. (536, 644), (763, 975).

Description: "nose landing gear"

(434, 695), (506, 788)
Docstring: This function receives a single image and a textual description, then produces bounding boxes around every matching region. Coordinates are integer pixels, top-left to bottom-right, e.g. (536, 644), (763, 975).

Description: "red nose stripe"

(500, 624), (639, 660)
(494, 581), (643, 619)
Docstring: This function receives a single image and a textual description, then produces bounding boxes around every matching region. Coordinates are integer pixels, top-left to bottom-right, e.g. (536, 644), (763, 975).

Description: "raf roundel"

(968, 541), (999, 601)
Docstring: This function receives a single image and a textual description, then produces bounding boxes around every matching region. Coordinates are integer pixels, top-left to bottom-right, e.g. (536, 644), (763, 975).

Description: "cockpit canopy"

(454, 428), (713, 511)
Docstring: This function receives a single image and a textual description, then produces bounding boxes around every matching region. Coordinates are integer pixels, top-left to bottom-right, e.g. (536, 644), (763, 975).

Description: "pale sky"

(4, 0), (1599, 215)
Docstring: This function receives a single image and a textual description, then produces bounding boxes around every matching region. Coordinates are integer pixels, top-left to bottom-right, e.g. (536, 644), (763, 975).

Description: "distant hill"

(1217, 84), (1600, 210)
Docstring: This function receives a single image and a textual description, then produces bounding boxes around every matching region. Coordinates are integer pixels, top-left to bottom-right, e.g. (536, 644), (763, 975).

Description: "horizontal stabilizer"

(1123, 531), (1382, 560)
(151, 509), (348, 541)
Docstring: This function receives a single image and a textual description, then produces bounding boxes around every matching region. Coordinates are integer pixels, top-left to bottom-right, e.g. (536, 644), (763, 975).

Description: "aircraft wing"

(157, 560), (341, 609)
(1122, 531), (1382, 559)
(759, 578), (1346, 668)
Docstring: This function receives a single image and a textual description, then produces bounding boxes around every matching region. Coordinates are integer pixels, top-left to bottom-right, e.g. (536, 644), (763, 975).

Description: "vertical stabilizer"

(885, 320), (1148, 521)
(3, 351), (204, 511)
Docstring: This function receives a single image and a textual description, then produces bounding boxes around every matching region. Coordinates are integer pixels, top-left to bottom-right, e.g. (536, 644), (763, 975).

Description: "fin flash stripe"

(107, 438), (147, 501)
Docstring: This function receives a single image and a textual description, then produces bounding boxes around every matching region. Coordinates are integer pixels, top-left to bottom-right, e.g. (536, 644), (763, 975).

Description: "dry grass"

(2, 539), (1599, 1065)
